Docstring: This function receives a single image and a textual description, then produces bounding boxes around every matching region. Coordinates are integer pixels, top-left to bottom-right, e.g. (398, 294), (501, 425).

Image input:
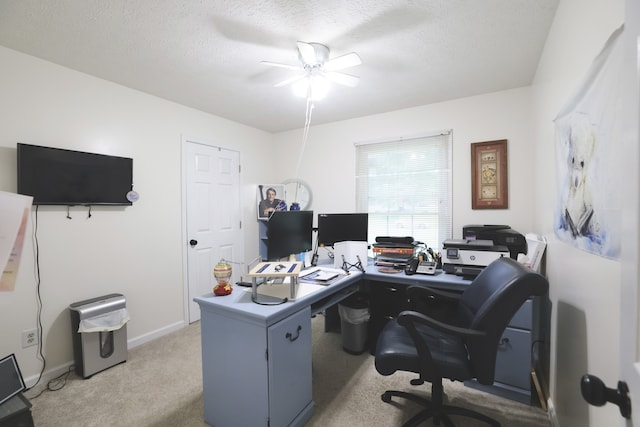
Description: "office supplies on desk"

(405, 259), (436, 275)
(333, 241), (368, 271)
(247, 261), (303, 304)
(377, 267), (403, 274)
(299, 268), (344, 284)
(372, 236), (417, 266)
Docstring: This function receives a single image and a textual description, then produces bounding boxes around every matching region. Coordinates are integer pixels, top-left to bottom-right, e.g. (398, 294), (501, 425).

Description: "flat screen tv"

(17, 143), (133, 206)
(267, 210), (313, 260)
(317, 213), (369, 247)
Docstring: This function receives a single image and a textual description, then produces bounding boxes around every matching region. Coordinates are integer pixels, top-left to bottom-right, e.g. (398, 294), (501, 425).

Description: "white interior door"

(184, 138), (242, 323)
(620, 3), (640, 424)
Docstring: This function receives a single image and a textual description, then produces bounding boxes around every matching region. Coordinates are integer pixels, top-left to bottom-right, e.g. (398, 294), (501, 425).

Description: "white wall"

(531, 0), (624, 425)
(272, 87), (536, 237)
(0, 45), (274, 384)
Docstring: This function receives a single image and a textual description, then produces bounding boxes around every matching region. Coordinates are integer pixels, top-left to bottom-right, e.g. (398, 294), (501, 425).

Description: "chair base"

(381, 390), (500, 427)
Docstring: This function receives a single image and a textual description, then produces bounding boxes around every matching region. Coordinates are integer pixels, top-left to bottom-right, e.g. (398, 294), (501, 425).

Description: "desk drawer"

(494, 327), (531, 390)
(370, 283), (409, 317)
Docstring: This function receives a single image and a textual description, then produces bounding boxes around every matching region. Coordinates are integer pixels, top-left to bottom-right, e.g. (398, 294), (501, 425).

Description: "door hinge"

(238, 164), (241, 173)
(265, 349), (268, 360)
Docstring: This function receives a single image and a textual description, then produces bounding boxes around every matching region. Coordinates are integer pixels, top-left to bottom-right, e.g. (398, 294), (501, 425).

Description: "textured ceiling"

(0, 0), (559, 133)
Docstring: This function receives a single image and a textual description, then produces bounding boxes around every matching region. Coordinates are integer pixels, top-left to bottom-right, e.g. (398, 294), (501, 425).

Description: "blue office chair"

(374, 257), (549, 427)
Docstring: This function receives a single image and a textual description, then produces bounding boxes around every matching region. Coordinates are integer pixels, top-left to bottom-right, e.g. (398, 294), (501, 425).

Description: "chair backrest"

(456, 257), (549, 384)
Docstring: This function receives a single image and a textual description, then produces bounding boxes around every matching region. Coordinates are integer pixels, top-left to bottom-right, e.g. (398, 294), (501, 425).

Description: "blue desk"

(194, 268), (363, 427)
(195, 263), (538, 426)
(364, 266), (472, 291)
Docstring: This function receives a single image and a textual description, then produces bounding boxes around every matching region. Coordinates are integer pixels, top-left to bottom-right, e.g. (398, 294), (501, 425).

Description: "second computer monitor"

(267, 210), (314, 260)
(317, 213), (368, 247)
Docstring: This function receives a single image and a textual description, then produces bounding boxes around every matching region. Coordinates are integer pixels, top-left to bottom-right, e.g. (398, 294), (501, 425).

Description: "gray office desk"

(194, 269), (362, 427)
(195, 263), (542, 426)
(364, 266), (471, 290)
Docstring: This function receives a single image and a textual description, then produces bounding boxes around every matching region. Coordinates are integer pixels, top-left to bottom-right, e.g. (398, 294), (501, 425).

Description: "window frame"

(355, 130), (453, 250)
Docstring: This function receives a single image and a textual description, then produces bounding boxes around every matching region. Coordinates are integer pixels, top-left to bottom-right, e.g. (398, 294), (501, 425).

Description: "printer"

(462, 224), (527, 260)
(442, 225), (527, 277)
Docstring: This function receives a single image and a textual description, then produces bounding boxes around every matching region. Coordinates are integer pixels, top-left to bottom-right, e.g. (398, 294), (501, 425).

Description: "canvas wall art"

(554, 26), (624, 259)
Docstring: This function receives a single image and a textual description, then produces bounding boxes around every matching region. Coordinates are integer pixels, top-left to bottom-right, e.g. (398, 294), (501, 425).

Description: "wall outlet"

(22, 328), (38, 348)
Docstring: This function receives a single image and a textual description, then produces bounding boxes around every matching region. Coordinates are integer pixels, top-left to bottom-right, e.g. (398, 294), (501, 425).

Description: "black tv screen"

(17, 143), (133, 206)
(317, 213), (369, 247)
(267, 211), (313, 260)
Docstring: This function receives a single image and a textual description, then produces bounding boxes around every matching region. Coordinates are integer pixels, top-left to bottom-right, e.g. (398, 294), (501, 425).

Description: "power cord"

(28, 365), (75, 400)
(26, 206), (46, 391)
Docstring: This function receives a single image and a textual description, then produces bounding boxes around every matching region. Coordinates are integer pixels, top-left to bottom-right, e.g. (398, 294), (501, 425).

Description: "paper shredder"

(69, 293), (128, 378)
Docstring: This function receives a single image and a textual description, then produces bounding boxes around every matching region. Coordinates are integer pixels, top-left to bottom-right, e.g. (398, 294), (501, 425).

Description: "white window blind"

(355, 131), (453, 250)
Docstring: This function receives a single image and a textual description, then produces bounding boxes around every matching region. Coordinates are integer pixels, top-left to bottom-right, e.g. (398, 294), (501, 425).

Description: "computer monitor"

(317, 213), (369, 247)
(267, 210), (313, 260)
(0, 354), (26, 405)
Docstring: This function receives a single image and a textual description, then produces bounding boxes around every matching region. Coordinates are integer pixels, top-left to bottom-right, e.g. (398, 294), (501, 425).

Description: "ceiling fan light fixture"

(264, 41), (360, 101)
(292, 75), (329, 101)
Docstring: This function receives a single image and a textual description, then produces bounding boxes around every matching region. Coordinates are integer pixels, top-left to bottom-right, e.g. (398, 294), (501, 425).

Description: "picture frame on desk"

(471, 139), (508, 209)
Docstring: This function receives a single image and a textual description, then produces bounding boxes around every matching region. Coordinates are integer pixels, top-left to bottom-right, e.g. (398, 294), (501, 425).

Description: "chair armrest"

(406, 286), (461, 324)
(397, 310), (485, 340)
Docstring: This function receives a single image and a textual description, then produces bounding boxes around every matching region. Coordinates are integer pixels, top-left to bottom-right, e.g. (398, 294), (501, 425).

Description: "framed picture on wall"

(257, 184), (286, 219)
(471, 140), (508, 209)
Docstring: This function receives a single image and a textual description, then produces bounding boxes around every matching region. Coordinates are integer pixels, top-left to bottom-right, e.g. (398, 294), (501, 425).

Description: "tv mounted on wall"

(17, 143), (133, 206)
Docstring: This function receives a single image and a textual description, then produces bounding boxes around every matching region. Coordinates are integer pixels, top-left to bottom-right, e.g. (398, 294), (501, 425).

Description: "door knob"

(580, 374), (631, 419)
(189, 239), (198, 247)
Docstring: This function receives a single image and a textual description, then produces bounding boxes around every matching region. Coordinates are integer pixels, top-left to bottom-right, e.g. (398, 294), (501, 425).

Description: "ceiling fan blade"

(325, 71), (360, 87)
(274, 74), (307, 88)
(297, 41), (318, 65)
(260, 61), (303, 71)
(324, 52), (362, 71)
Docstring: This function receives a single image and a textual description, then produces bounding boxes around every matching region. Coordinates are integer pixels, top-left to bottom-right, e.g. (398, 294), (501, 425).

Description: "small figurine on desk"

(213, 259), (233, 296)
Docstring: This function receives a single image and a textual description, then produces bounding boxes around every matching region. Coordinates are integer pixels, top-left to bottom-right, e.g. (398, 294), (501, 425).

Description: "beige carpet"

(25, 315), (550, 426)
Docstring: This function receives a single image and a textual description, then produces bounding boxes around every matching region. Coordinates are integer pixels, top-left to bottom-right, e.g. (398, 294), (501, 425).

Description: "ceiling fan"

(261, 41), (361, 100)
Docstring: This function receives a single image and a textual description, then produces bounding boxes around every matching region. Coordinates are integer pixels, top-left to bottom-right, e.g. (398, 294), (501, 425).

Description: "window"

(355, 131), (453, 249)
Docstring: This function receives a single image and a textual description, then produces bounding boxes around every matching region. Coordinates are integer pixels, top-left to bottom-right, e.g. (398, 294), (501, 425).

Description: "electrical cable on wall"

(295, 94), (315, 177)
(27, 206), (77, 398)
(27, 205), (47, 391)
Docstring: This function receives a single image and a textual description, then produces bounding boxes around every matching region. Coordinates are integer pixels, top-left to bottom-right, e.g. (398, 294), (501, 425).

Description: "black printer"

(462, 224), (527, 260)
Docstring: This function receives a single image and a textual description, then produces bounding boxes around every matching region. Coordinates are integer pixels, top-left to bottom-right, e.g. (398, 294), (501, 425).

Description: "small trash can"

(69, 293), (129, 378)
(338, 292), (370, 354)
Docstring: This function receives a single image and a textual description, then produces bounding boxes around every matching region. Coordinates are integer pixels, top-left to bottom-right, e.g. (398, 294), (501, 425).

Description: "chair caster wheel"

(381, 392), (392, 403)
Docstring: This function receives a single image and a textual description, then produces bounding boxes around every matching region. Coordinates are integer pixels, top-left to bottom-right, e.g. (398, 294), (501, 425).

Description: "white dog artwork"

(553, 26), (622, 259)
(558, 113), (600, 240)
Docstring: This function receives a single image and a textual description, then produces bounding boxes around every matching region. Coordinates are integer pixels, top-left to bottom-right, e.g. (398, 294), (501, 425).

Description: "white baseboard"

(547, 399), (560, 427)
(23, 320), (187, 389)
(24, 361), (74, 389)
(127, 320), (186, 349)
